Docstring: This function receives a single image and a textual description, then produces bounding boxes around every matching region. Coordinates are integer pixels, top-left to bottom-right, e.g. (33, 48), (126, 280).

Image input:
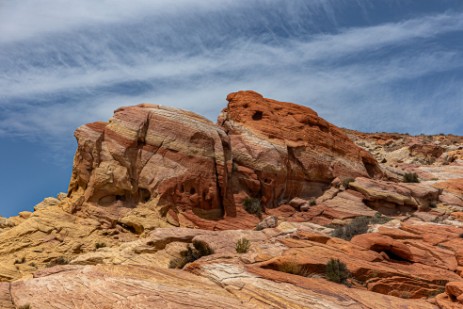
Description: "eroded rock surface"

(220, 91), (382, 209)
(62, 91), (382, 232)
(2, 91), (463, 308)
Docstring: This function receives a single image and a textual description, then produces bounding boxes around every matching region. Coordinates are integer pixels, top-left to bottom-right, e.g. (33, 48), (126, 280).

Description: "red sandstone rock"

(349, 177), (440, 214)
(67, 104), (232, 224)
(445, 281), (463, 303)
(351, 233), (413, 262)
(64, 91), (383, 230)
(219, 91), (382, 209)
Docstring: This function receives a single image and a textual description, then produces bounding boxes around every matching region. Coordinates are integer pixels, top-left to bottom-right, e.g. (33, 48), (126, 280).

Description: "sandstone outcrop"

(4, 221), (460, 308)
(62, 91), (382, 231)
(220, 91), (382, 209)
(2, 91), (463, 308)
(66, 104), (231, 225)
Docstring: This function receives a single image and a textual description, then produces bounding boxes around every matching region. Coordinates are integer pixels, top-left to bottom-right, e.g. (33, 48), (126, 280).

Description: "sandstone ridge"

(1, 91), (463, 308)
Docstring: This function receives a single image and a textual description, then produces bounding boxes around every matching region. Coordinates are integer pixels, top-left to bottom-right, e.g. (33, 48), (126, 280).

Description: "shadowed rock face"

(66, 91), (381, 223)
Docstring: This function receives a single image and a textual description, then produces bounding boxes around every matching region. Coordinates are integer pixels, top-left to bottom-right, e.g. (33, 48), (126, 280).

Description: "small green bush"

(243, 197), (262, 217)
(403, 172), (419, 183)
(342, 178), (355, 188)
(309, 199), (316, 206)
(235, 238), (251, 253)
(332, 216), (370, 240)
(46, 256), (69, 268)
(168, 241), (213, 269)
(369, 212), (392, 224)
(325, 258), (350, 284)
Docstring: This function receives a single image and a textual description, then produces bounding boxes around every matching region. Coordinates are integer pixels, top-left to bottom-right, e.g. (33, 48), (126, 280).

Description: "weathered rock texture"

(66, 104), (231, 224)
(219, 91), (382, 208)
(2, 91), (463, 308)
(64, 91), (381, 230)
(4, 222), (460, 308)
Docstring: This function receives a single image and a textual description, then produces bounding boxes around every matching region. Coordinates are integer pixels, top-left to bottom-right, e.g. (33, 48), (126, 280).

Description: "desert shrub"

(169, 240), (213, 269)
(403, 172), (419, 183)
(309, 199), (316, 206)
(46, 256), (69, 268)
(235, 238), (251, 253)
(332, 216), (370, 240)
(325, 258), (350, 284)
(342, 178), (355, 188)
(192, 240), (213, 256)
(95, 242), (106, 249)
(243, 197), (262, 217)
(369, 212), (392, 224)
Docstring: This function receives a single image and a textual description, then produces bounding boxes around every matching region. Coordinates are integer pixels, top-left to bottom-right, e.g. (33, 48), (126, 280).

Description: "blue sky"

(1, 0), (463, 217)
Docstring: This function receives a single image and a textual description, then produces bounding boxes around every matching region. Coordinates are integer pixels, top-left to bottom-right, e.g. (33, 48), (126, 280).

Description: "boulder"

(446, 281), (463, 303)
(349, 177), (440, 215)
(255, 216), (278, 230)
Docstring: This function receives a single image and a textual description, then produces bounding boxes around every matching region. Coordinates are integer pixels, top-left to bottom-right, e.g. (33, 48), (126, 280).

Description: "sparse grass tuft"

(403, 172), (419, 183)
(369, 212), (392, 224)
(46, 256), (69, 268)
(332, 216), (370, 240)
(168, 240), (213, 269)
(235, 238), (251, 254)
(243, 197), (262, 217)
(332, 213), (393, 240)
(325, 258), (350, 285)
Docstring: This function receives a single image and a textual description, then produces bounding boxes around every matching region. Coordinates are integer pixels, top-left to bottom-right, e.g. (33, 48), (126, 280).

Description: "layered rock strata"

(65, 91), (381, 229)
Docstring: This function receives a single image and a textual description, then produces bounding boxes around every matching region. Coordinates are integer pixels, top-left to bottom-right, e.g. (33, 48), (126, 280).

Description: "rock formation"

(1, 91), (463, 308)
(220, 91), (382, 208)
(64, 91), (381, 231)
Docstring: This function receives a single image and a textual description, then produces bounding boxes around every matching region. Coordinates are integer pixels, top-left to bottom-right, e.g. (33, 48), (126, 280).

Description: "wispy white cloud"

(2, 11), (463, 101)
(1, 0), (462, 148)
(0, 0), (243, 43)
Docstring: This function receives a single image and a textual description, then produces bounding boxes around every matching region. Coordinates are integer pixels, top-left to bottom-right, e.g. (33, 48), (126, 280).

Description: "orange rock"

(67, 104), (232, 223)
(435, 179), (463, 196)
(219, 91), (382, 209)
(349, 177), (440, 215)
(351, 233), (413, 262)
(451, 212), (463, 221)
(446, 281), (463, 303)
(64, 91), (383, 229)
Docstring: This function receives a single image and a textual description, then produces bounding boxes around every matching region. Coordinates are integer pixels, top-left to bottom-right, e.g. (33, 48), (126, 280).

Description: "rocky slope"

(1, 91), (463, 308)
